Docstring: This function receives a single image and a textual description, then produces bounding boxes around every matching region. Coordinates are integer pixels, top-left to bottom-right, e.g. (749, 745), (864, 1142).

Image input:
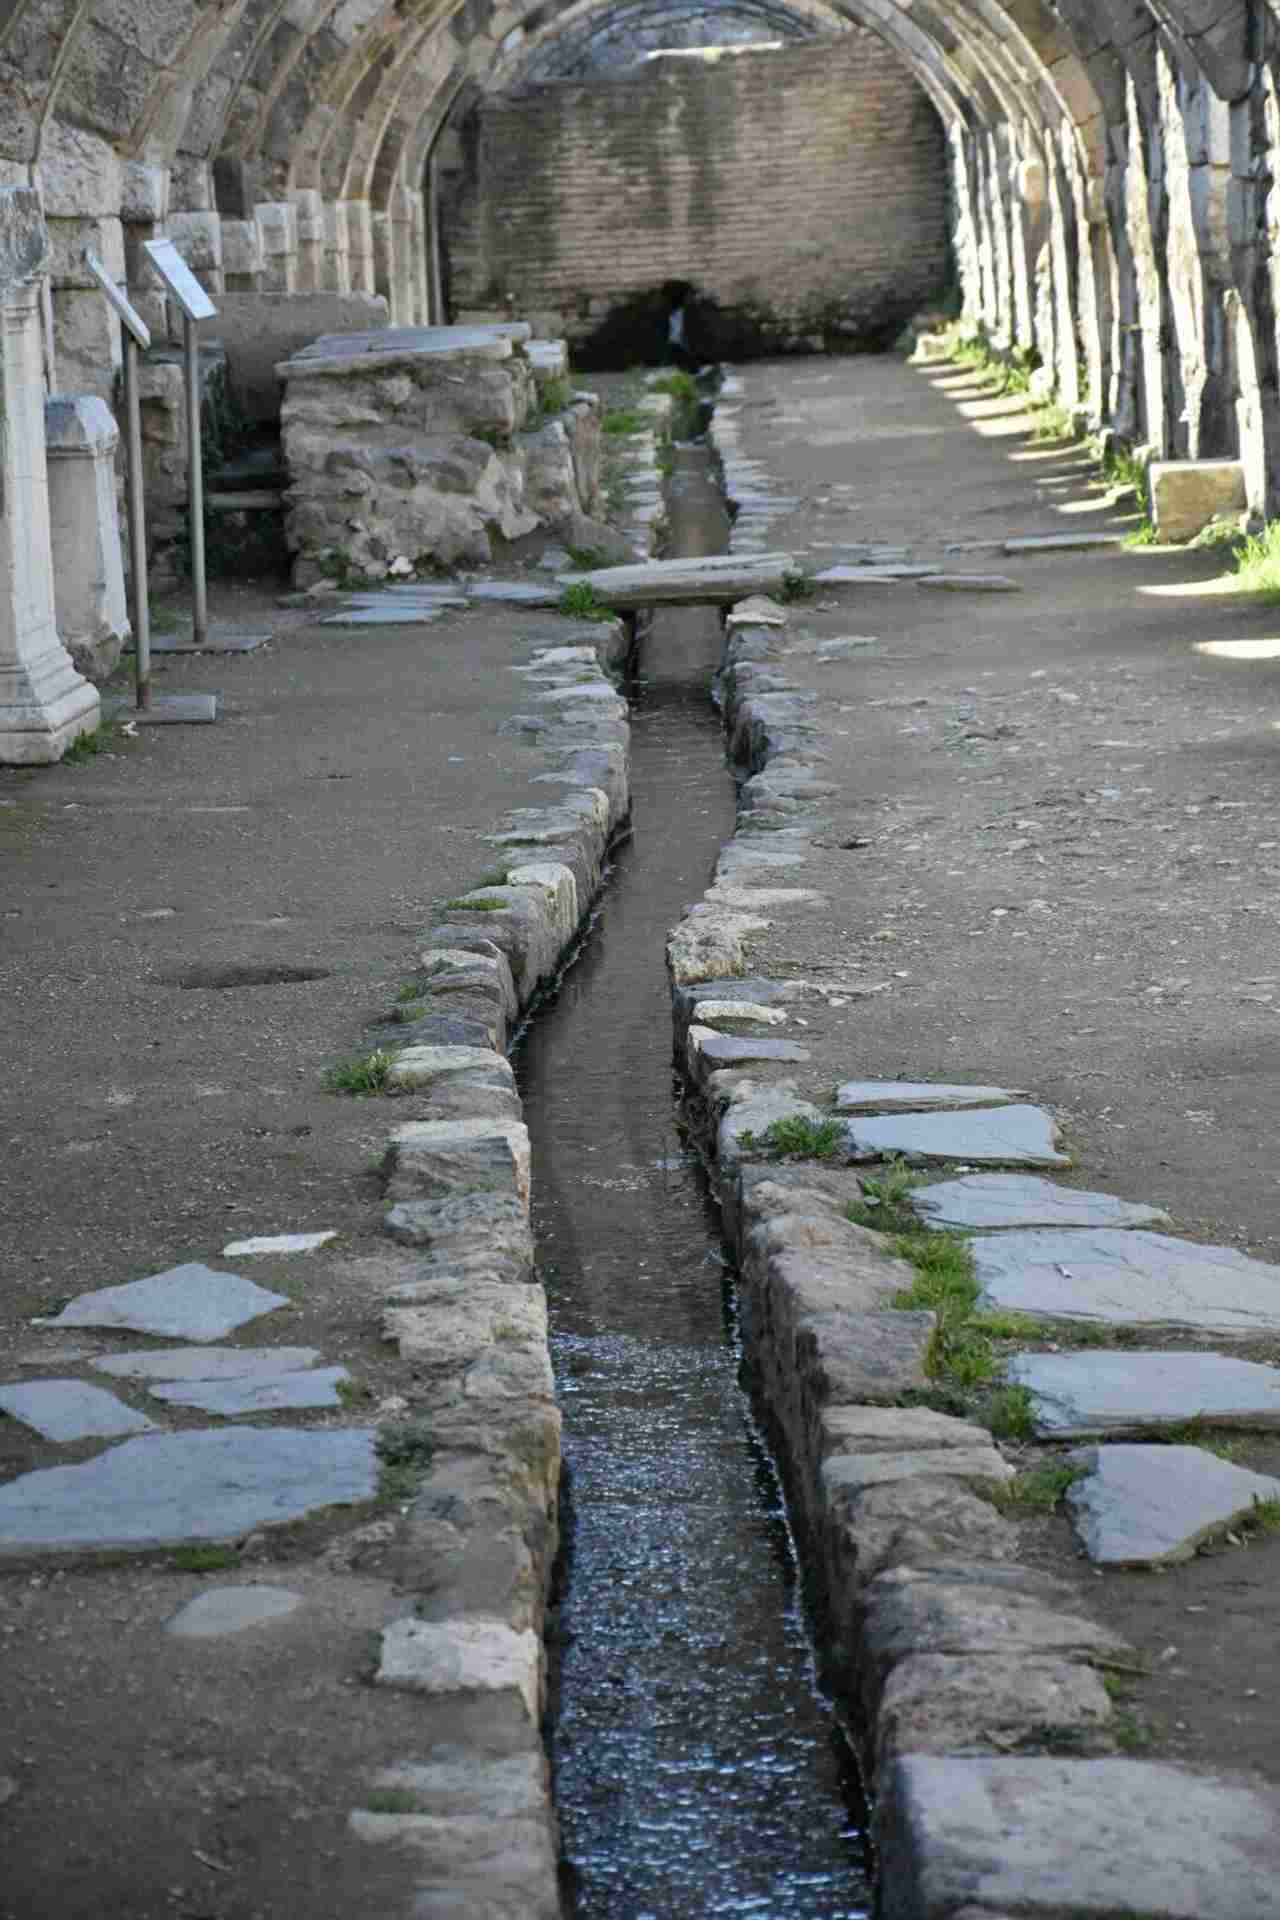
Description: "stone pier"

(0, 189), (98, 764)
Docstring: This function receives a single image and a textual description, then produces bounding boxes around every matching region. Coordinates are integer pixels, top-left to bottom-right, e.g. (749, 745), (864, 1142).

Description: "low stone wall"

(279, 324), (602, 584)
(356, 608), (634, 1909)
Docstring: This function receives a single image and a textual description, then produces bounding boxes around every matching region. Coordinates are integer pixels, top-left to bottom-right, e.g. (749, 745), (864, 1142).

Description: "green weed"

(172, 1544), (239, 1572)
(1032, 401), (1074, 442)
(566, 544), (611, 570)
(62, 720), (126, 765)
(601, 406), (648, 437)
(375, 1420), (434, 1504)
(648, 368), (701, 437)
(743, 1115), (846, 1160)
(336, 1377), (373, 1408)
(986, 1383), (1037, 1441)
(1227, 520), (1280, 601)
(363, 1788), (420, 1815)
(323, 1047), (396, 1095)
(779, 568), (816, 603)
(441, 894), (511, 911)
(1246, 1493), (1280, 1533)
(847, 1158), (923, 1234)
(1008, 1460), (1085, 1511)
(558, 582), (612, 620)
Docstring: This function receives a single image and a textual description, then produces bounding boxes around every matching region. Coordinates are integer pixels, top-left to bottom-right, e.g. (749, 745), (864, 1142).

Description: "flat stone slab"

(689, 1028), (811, 1067)
(222, 1232), (337, 1256)
(972, 1228), (1280, 1332)
(910, 1172), (1168, 1231)
(165, 1586), (304, 1638)
(813, 564), (939, 582)
(879, 1754), (1280, 1919)
(1002, 531), (1126, 552)
(559, 553), (793, 608)
(0, 1427), (377, 1554)
(1008, 1349), (1280, 1437)
(836, 1080), (1015, 1114)
(96, 1346), (321, 1381)
(918, 573), (1022, 591)
(132, 693), (221, 725)
(1066, 1444), (1280, 1566)
(321, 603), (451, 627)
(0, 1379), (154, 1442)
(843, 1105), (1068, 1168)
(36, 1265), (290, 1342)
(148, 1365), (349, 1416)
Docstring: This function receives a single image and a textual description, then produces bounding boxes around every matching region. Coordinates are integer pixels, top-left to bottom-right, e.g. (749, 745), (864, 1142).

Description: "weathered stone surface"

(384, 1191), (533, 1280)
(718, 1088), (827, 1172)
(817, 1405), (1001, 1462)
(36, 1265), (290, 1341)
(796, 1308), (935, 1407)
(0, 1428), (377, 1553)
(1002, 531), (1126, 552)
(387, 1045), (514, 1092)
(0, 1379), (153, 1441)
(844, 1105), (1068, 1167)
(726, 594), (788, 626)
(877, 1652), (1114, 1763)
(910, 1172), (1168, 1232)
(667, 909), (771, 986)
(222, 1231), (336, 1255)
(687, 1025), (811, 1072)
(385, 1118), (531, 1209)
(44, 394), (129, 684)
(835, 1080), (1015, 1113)
(1066, 1443), (1280, 1566)
(1008, 1349), (1280, 1437)
(149, 1365), (349, 1416)
(96, 1347), (322, 1381)
(830, 1478), (1017, 1585)
(1150, 459), (1248, 542)
(878, 1755), (1280, 1919)
(972, 1228), (1280, 1332)
(165, 1586), (304, 1637)
(208, 291), (389, 422)
(691, 998), (788, 1027)
(376, 1617), (540, 1721)
(823, 1446), (1014, 1502)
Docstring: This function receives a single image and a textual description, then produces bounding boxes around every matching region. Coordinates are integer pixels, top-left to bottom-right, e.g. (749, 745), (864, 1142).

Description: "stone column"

(45, 395), (130, 685)
(0, 191), (99, 763)
(323, 201), (350, 291)
(292, 189), (326, 291)
(414, 189), (434, 325)
(389, 186), (415, 325)
(221, 219), (264, 292)
(255, 202), (299, 292)
(342, 201), (375, 293)
(371, 210), (392, 308)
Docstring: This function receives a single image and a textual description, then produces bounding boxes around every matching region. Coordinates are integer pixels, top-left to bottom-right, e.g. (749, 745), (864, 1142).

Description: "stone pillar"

(120, 161), (170, 346)
(0, 191), (99, 763)
(255, 202), (299, 292)
(390, 186), (415, 325)
(221, 219), (264, 292)
(414, 189), (434, 325)
(168, 210), (225, 303)
(372, 210), (392, 308)
(38, 121), (125, 402)
(45, 395), (130, 684)
(323, 201), (350, 291)
(342, 201), (375, 293)
(292, 189), (326, 291)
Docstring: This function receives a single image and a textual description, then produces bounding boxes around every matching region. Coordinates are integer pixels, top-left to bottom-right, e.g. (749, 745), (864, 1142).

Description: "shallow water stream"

(515, 444), (870, 1917)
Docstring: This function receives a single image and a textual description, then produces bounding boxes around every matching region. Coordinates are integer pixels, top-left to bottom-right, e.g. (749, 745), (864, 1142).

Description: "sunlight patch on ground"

(1194, 637), (1280, 661)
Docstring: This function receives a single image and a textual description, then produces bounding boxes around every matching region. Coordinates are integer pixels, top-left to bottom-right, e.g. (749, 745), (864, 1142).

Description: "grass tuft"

(375, 1419), (434, 1505)
(363, 1788), (419, 1815)
(742, 1115), (846, 1160)
(986, 1382), (1037, 1441)
(558, 581), (613, 621)
(324, 1047), (396, 1096)
(778, 567), (817, 603)
(1007, 1460), (1085, 1511)
(172, 1544), (239, 1572)
(1227, 520), (1280, 602)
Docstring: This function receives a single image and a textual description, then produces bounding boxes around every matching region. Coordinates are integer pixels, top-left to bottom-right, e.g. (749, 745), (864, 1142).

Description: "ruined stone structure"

(440, 36), (949, 355)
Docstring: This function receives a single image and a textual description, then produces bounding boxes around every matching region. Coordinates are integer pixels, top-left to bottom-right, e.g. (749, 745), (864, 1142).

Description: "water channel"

(514, 443), (872, 1917)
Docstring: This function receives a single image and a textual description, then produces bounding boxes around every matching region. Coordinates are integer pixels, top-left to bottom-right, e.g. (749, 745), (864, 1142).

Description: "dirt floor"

(714, 351), (1280, 1789)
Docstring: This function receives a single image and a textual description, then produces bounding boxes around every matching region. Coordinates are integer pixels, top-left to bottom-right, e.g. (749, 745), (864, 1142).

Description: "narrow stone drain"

(515, 444), (871, 1916)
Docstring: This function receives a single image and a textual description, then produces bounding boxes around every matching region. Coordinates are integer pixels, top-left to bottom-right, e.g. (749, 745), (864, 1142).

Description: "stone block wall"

(441, 35), (949, 356)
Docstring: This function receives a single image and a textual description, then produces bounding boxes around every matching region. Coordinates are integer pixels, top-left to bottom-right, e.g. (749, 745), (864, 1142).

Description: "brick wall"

(442, 35), (949, 359)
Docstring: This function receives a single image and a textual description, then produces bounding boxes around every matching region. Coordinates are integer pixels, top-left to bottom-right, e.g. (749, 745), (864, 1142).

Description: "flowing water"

(515, 445), (871, 1918)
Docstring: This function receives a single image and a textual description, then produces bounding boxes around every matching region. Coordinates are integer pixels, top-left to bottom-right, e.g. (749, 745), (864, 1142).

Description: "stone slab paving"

(148, 1364), (350, 1416)
(1008, 1349), (1280, 1436)
(165, 1585), (305, 1637)
(1065, 1443), (1280, 1566)
(35, 1263), (290, 1340)
(0, 1427), (377, 1554)
(909, 1172), (1169, 1231)
(0, 1379), (154, 1441)
(879, 1755), (1280, 1919)
(971, 1228), (1280, 1331)
(223, 1231), (337, 1255)
(835, 1080), (1016, 1113)
(842, 1104), (1068, 1167)
(94, 1345), (322, 1380)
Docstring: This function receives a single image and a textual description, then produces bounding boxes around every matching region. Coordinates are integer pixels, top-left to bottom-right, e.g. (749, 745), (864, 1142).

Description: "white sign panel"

(142, 238), (217, 322)
(83, 250), (151, 348)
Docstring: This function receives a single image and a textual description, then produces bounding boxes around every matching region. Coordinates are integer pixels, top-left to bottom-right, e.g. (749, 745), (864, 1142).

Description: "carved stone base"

(0, 625), (100, 762)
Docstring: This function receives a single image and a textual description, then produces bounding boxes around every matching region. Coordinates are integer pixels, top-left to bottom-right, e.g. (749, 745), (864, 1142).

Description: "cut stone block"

(835, 1080), (1015, 1114)
(878, 1755), (1280, 1920)
(165, 1586), (304, 1638)
(148, 1365), (349, 1416)
(844, 1105), (1067, 1167)
(376, 1616), (540, 1721)
(1002, 531), (1126, 552)
(0, 1379), (154, 1441)
(817, 1406), (994, 1462)
(688, 1026), (811, 1069)
(96, 1347), (321, 1381)
(972, 1228), (1280, 1332)
(35, 1265), (290, 1341)
(1149, 459), (1247, 543)
(823, 1446), (1013, 1503)
(910, 1173), (1167, 1232)
(691, 999), (788, 1027)
(386, 1045), (512, 1091)
(1008, 1349), (1280, 1437)
(0, 1427), (377, 1554)
(559, 553), (793, 608)
(877, 1653), (1113, 1764)
(222, 1231), (336, 1255)
(1066, 1443), (1280, 1566)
